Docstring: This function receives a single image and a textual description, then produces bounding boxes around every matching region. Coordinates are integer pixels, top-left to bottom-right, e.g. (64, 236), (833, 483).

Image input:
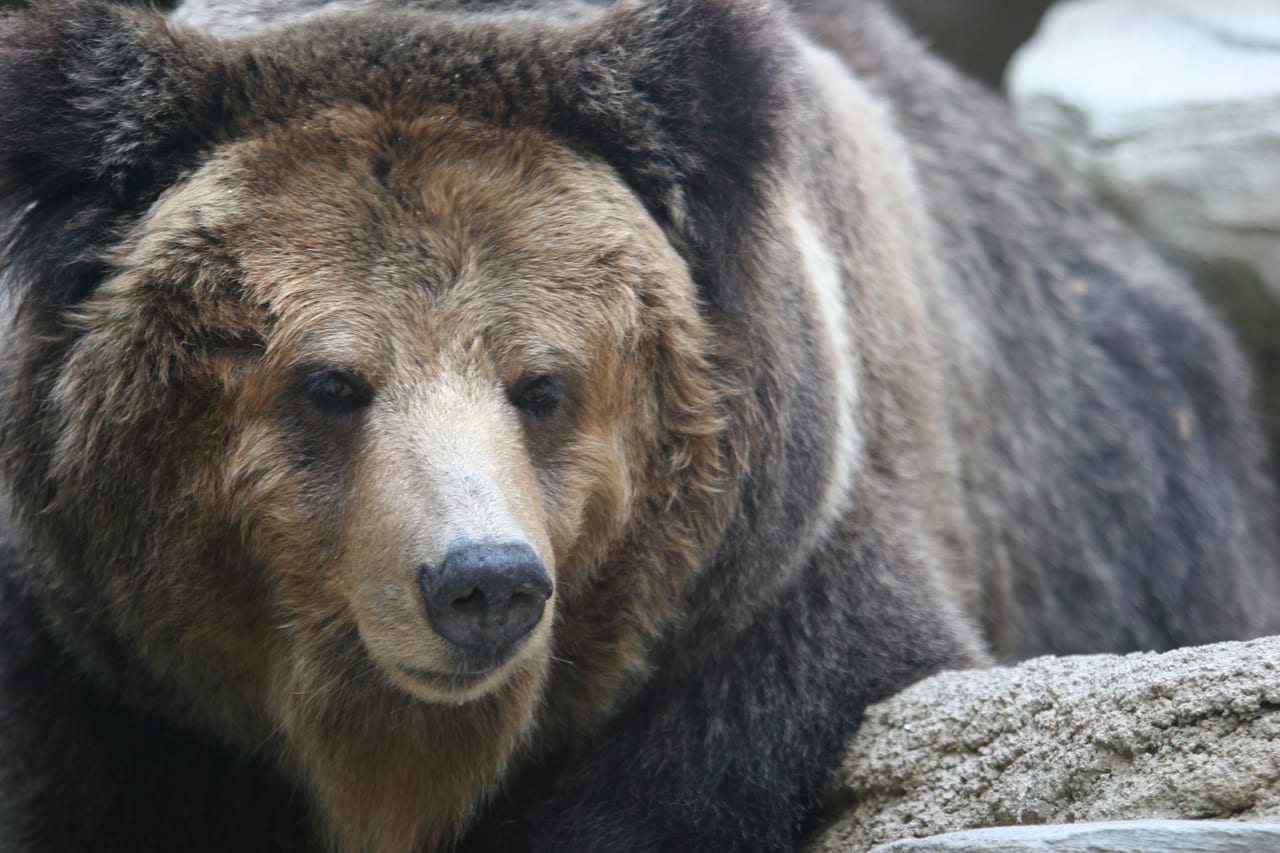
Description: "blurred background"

(888, 0), (1054, 87)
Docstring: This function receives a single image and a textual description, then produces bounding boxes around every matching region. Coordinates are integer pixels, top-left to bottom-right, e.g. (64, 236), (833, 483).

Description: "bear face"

(6, 97), (731, 849)
(107, 107), (707, 706)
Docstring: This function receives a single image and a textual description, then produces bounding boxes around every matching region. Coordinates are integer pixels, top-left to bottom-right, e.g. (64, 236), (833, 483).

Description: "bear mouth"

(395, 663), (494, 693)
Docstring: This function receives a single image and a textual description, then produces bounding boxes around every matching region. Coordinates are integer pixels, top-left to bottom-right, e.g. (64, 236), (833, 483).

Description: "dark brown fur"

(0, 1), (1275, 851)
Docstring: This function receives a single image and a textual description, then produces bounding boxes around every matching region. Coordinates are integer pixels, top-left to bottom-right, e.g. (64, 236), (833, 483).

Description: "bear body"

(0, 1), (1276, 851)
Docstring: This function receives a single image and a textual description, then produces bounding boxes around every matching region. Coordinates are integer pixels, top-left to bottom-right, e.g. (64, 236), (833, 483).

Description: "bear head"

(0, 0), (802, 847)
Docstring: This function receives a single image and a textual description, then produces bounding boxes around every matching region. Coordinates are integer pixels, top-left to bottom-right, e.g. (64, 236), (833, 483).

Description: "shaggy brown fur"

(0, 1), (1276, 851)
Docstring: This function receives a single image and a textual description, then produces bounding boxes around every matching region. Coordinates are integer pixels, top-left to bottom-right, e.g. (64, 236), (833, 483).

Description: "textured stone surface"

(812, 637), (1280, 852)
(867, 820), (1280, 852)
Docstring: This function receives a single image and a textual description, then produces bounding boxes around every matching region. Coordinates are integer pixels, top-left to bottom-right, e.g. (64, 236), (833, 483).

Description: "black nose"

(418, 542), (552, 655)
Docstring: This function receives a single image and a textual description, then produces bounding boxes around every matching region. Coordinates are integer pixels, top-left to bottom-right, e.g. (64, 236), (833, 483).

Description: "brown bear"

(0, 1), (1276, 851)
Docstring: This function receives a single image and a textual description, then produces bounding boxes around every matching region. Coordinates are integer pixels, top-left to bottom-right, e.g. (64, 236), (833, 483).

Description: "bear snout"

(418, 542), (552, 660)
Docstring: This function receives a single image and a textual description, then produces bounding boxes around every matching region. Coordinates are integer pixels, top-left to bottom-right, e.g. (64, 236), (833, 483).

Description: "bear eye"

(304, 369), (371, 414)
(511, 375), (567, 418)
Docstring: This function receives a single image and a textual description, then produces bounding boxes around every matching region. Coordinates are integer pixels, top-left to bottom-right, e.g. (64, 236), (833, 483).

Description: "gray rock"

(868, 820), (1280, 852)
(1007, 0), (1280, 298)
(811, 637), (1280, 852)
(171, 0), (375, 36)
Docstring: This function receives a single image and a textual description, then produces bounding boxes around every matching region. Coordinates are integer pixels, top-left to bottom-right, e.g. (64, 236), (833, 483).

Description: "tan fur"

(45, 104), (729, 849)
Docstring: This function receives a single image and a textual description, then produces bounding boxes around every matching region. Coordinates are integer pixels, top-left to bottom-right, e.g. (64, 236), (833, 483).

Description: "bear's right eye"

(511, 375), (568, 419)
(304, 370), (371, 415)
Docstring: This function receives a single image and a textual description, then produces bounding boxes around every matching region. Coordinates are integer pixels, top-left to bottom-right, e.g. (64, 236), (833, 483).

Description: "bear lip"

(395, 663), (495, 692)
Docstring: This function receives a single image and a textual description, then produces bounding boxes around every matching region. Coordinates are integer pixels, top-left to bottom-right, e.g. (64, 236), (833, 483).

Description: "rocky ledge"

(813, 636), (1280, 851)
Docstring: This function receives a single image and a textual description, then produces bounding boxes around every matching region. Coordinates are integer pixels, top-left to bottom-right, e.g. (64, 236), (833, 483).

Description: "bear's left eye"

(511, 375), (567, 419)
(305, 370), (372, 415)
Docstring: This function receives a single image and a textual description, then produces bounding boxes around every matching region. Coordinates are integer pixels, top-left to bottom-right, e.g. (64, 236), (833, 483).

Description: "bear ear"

(0, 1), (222, 304)
(554, 0), (799, 310)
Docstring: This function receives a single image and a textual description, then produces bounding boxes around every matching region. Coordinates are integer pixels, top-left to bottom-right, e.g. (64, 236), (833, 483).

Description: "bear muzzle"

(417, 541), (552, 666)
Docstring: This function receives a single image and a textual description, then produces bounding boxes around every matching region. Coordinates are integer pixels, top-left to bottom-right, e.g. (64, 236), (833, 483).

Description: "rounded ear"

(0, 1), (223, 304)
(552, 0), (800, 313)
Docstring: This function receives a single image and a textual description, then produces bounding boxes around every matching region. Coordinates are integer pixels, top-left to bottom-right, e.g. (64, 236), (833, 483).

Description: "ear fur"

(556, 0), (798, 310)
(0, 1), (221, 303)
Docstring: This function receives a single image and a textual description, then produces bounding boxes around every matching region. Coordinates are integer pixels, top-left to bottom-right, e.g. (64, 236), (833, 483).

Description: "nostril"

(451, 587), (485, 611)
(418, 542), (552, 655)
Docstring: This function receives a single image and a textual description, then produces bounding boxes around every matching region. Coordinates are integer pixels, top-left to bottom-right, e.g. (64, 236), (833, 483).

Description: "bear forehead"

(123, 105), (676, 362)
